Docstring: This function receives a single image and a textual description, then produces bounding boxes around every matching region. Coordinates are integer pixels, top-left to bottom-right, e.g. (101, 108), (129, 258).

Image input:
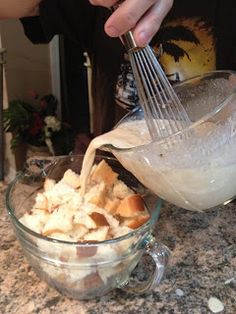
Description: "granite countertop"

(0, 182), (235, 314)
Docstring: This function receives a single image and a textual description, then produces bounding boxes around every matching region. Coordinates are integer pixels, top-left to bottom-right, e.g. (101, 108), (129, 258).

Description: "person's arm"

(21, 0), (96, 46)
(0, 0), (41, 19)
(89, 0), (173, 46)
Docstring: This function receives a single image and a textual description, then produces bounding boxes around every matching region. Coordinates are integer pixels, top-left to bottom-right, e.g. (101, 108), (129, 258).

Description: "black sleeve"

(20, 0), (95, 46)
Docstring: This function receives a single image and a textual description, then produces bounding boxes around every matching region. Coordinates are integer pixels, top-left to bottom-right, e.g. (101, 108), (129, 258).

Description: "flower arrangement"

(3, 91), (75, 155)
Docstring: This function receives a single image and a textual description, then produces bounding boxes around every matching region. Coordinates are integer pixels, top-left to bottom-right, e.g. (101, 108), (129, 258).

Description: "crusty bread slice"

(42, 206), (76, 235)
(122, 214), (150, 229)
(89, 212), (109, 227)
(34, 193), (48, 210)
(85, 182), (106, 208)
(91, 160), (118, 186)
(61, 169), (80, 189)
(112, 180), (134, 199)
(73, 211), (97, 229)
(19, 209), (49, 234)
(103, 198), (121, 214)
(44, 178), (56, 192)
(42, 228), (65, 237)
(115, 194), (146, 218)
(68, 224), (89, 241)
(84, 206), (120, 230)
(83, 226), (109, 242)
(46, 224), (88, 241)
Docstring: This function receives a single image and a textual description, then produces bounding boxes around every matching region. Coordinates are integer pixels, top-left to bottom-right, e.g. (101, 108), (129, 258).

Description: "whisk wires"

(129, 45), (191, 141)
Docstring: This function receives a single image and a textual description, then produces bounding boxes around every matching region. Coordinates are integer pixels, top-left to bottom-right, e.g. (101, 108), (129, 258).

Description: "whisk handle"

(121, 31), (139, 52)
(111, 2), (139, 52)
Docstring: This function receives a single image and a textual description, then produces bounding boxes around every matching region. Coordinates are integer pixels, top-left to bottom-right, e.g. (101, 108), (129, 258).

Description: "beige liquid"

(80, 119), (236, 211)
(80, 120), (151, 194)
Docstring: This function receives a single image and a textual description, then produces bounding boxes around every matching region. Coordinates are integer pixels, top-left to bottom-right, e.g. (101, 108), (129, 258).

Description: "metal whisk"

(120, 30), (191, 141)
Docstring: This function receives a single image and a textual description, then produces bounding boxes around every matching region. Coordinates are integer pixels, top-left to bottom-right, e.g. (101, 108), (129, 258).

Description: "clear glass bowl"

(6, 155), (169, 300)
(107, 70), (236, 211)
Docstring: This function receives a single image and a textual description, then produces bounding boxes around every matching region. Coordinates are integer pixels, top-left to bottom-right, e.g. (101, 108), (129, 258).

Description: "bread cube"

(61, 169), (80, 189)
(116, 194), (145, 218)
(91, 160), (118, 186)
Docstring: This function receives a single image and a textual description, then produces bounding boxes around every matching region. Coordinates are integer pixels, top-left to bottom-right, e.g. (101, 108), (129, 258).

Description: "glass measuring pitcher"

(105, 71), (236, 211)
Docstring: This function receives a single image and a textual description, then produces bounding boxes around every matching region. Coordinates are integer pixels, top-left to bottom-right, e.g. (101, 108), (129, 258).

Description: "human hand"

(89, 0), (173, 47)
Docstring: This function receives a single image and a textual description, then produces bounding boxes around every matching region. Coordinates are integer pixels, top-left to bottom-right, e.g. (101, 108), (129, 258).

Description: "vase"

(26, 144), (52, 159)
(14, 142), (27, 171)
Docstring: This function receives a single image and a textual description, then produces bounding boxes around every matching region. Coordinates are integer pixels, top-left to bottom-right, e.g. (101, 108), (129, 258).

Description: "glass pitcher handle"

(122, 236), (171, 294)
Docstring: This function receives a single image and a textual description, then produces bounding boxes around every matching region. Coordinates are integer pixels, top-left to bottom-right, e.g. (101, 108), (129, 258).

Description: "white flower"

(43, 116), (61, 155)
(44, 116), (61, 132)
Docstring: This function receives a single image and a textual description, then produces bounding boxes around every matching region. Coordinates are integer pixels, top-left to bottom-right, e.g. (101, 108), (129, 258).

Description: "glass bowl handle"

(122, 236), (171, 294)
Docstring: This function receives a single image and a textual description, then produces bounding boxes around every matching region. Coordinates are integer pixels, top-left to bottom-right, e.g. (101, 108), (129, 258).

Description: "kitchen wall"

(0, 19), (51, 102)
(0, 19), (52, 181)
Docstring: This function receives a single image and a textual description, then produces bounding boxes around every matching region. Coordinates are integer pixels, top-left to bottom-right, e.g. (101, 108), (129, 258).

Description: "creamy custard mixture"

(80, 118), (236, 211)
(80, 120), (151, 194)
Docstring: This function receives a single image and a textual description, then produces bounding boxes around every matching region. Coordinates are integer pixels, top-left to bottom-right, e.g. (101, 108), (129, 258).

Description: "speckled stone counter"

(0, 182), (235, 314)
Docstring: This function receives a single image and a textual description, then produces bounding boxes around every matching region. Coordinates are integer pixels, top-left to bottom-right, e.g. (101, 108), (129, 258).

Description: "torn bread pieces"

(90, 159), (118, 186)
(61, 169), (80, 189)
(19, 159), (152, 296)
(20, 159), (150, 242)
(44, 178), (56, 192)
(115, 194), (146, 218)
